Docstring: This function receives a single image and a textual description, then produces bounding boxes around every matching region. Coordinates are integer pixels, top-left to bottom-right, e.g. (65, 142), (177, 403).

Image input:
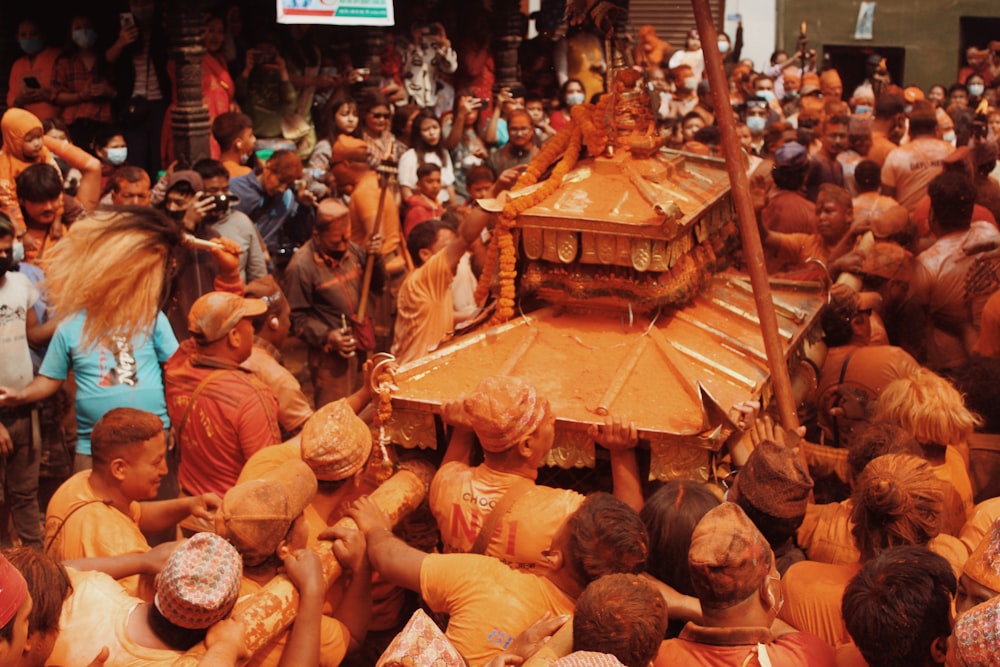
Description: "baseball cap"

(774, 141), (808, 170)
(188, 291), (268, 343)
(165, 169), (204, 194)
(219, 459), (318, 566)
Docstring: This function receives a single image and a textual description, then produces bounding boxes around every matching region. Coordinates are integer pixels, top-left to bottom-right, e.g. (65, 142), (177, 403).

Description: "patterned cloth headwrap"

(462, 376), (551, 453)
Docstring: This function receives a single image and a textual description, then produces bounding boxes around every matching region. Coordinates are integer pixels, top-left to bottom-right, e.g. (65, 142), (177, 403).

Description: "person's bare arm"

(327, 496), (426, 593)
(325, 523), (373, 652)
(277, 549), (325, 667)
(26, 306), (56, 347)
(43, 136), (102, 212)
(589, 415), (643, 512)
(200, 618), (249, 667)
(138, 494), (220, 534)
(0, 375), (63, 407)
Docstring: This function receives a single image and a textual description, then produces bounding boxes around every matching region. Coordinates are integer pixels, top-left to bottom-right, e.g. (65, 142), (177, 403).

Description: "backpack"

(817, 349), (878, 447)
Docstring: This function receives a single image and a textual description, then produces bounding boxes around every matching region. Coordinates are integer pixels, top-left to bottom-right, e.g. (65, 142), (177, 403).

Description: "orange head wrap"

(459, 376), (552, 453)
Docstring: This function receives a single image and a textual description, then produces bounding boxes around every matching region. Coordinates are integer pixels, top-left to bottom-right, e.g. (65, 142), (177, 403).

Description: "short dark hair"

(566, 492), (649, 585)
(854, 160), (881, 192)
(16, 163), (62, 203)
(772, 163), (808, 191)
(874, 94), (906, 120)
(640, 481), (719, 596)
(465, 165), (495, 187)
(212, 112), (253, 150)
(148, 603), (208, 650)
(842, 545), (956, 667)
(267, 150), (304, 183)
(407, 218), (450, 268)
(573, 574), (667, 667)
(416, 162), (441, 180)
(929, 171), (975, 232)
(3, 547), (71, 638)
(91, 408), (164, 465)
(110, 165), (150, 193)
(736, 499), (803, 552)
(847, 422), (922, 480)
(0, 212), (15, 240)
(193, 158), (231, 183)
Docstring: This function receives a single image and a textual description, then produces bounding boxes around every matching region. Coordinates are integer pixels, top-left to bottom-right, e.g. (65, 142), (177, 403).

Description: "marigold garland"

(476, 123), (586, 323)
(370, 365), (397, 483)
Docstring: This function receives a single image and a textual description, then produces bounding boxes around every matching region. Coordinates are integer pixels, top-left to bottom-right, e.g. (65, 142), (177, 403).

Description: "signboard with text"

(276, 0), (394, 26)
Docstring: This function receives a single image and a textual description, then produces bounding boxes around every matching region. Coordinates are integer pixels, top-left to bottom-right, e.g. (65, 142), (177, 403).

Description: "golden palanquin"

(387, 276), (825, 482)
(386, 76), (825, 482)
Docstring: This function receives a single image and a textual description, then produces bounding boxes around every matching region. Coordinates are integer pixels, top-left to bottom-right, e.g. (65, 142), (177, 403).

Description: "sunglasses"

(370, 112), (391, 119)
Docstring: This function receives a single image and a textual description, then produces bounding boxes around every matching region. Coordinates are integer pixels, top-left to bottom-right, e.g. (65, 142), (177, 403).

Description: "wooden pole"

(356, 169), (391, 321)
(174, 460), (435, 666)
(690, 0), (800, 432)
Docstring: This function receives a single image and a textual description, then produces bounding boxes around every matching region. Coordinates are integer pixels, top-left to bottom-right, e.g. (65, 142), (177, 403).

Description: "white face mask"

(942, 130), (956, 146)
(106, 147), (128, 165)
(684, 77), (698, 91)
(565, 92), (585, 107)
(969, 83), (985, 98)
(718, 40), (730, 54)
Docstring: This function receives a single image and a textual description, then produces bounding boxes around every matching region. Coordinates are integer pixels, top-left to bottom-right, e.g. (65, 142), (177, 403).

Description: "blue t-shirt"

(39, 311), (178, 455)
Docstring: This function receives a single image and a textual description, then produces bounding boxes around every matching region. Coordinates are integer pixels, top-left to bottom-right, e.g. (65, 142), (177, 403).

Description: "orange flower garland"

(370, 363), (397, 483)
(479, 124), (586, 323)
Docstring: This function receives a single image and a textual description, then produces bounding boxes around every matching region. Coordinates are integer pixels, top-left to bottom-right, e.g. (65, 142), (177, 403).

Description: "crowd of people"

(3, 0), (1000, 665)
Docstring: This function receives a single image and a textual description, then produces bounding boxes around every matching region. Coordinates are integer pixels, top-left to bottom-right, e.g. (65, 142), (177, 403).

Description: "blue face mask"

(12, 240), (24, 264)
(756, 90), (775, 103)
(969, 83), (985, 98)
(746, 115), (767, 132)
(106, 147), (128, 165)
(854, 104), (873, 115)
(19, 38), (44, 56)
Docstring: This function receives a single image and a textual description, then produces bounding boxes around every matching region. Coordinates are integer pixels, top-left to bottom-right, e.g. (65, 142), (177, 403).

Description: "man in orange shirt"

(429, 375), (643, 571)
(842, 546), (956, 667)
(45, 407), (219, 598)
(341, 491), (648, 667)
(655, 503), (835, 666)
(761, 180), (863, 277)
(164, 291), (281, 499)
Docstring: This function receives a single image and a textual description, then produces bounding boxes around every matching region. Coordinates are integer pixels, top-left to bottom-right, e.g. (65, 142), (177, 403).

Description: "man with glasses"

(487, 110), (538, 176)
(229, 149), (317, 262)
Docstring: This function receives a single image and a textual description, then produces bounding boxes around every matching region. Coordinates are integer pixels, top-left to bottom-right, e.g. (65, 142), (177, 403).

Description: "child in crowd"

(404, 163), (445, 238)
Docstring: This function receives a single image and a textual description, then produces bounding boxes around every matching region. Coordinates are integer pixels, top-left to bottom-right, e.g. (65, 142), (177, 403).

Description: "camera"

(201, 193), (239, 213)
(119, 12), (135, 29)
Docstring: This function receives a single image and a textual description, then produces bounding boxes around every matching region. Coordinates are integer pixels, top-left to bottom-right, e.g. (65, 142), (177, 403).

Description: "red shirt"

(165, 342), (281, 496)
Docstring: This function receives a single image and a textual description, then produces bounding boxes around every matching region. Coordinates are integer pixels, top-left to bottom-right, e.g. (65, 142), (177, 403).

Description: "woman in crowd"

(398, 109), (456, 205)
(52, 15), (115, 152)
(548, 78), (586, 133)
(361, 92), (405, 166)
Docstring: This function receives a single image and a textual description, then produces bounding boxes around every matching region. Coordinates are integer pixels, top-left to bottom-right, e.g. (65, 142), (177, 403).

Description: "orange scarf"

(0, 108), (55, 234)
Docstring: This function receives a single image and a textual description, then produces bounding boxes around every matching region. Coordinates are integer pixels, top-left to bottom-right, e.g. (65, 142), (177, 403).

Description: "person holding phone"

(105, 0), (170, 178)
(52, 16), (116, 152)
(7, 20), (61, 122)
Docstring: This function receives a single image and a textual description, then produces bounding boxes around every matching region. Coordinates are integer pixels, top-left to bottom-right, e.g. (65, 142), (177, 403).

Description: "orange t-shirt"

(44, 470), (151, 598)
(429, 461), (584, 570)
(419, 553), (576, 666)
(392, 248), (457, 364)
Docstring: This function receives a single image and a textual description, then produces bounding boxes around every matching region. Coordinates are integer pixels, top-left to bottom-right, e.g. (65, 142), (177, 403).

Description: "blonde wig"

(42, 207), (182, 350)
(851, 454), (943, 561)
(873, 368), (981, 446)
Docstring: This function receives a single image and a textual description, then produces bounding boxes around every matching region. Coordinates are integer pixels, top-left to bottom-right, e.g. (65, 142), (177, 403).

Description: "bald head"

(318, 198), (349, 221)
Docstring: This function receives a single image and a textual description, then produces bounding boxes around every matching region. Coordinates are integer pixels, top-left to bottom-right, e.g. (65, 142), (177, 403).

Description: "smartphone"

(120, 12), (135, 29)
(23, 76), (41, 90)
